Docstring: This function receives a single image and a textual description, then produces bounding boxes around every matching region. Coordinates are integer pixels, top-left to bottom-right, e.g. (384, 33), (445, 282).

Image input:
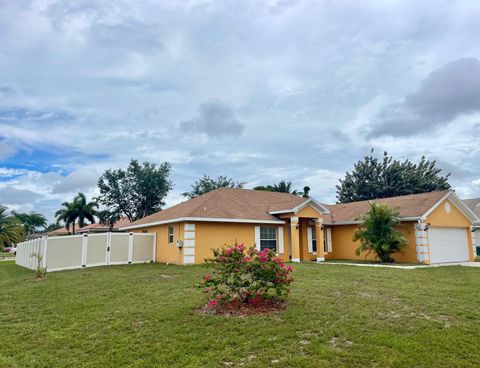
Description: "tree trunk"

(72, 222), (75, 235)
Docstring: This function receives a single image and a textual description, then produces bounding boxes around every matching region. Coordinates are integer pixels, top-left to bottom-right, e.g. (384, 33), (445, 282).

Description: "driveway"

(431, 261), (480, 267)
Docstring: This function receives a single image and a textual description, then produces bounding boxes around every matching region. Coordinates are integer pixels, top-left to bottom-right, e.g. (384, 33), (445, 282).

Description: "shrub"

(31, 252), (47, 278)
(199, 244), (293, 310)
(353, 202), (407, 263)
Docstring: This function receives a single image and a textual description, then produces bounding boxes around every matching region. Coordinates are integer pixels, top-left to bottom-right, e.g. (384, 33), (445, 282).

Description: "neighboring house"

(121, 188), (479, 265)
(49, 218), (131, 236)
(463, 198), (480, 249)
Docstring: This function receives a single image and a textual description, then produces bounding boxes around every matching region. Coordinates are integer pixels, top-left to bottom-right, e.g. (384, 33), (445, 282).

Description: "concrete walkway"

(319, 261), (480, 269)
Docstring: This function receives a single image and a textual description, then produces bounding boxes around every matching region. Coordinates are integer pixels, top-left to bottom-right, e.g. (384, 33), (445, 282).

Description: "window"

(311, 228), (317, 253)
(260, 227), (277, 251)
(168, 225), (174, 244)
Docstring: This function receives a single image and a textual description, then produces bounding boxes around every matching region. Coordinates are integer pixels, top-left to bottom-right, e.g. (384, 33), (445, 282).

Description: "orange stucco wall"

(296, 206), (323, 218)
(194, 222), (255, 263)
(194, 222), (292, 263)
(426, 199), (471, 227)
(426, 199), (475, 261)
(325, 222), (418, 263)
(134, 223), (184, 264)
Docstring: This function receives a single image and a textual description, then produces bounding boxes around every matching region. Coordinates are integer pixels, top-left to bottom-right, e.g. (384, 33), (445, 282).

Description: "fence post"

(106, 232), (111, 266)
(128, 233), (133, 264)
(42, 236), (48, 271)
(152, 232), (156, 263)
(81, 234), (88, 268)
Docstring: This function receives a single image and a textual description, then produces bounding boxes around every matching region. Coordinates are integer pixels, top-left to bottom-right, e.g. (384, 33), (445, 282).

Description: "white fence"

(16, 232), (156, 272)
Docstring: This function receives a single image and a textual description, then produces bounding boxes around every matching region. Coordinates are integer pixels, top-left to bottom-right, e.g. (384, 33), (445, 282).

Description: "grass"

(1, 262), (479, 368)
(0, 252), (15, 258)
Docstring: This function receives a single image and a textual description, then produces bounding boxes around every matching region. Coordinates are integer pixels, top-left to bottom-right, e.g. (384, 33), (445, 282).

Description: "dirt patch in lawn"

(198, 299), (288, 317)
(29, 275), (46, 282)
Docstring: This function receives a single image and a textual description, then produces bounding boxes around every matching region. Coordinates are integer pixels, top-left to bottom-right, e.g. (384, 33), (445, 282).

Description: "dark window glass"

(260, 227), (277, 251)
(311, 228), (317, 252)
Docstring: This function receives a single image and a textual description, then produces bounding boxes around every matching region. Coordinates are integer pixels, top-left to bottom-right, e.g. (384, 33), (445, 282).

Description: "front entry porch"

(287, 216), (326, 263)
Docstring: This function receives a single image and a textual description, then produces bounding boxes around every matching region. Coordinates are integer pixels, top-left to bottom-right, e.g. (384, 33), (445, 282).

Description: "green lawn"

(0, 252), (15, 258)
(1, 261), (479, 368)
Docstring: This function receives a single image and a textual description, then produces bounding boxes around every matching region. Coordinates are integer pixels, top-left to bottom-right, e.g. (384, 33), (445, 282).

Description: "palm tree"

(0, 205), (24, 249)
(55, 193), (99, 235)
(353, 202), (407, 263)
(12, 211), (47, 237)
(254, 181), (298, 194)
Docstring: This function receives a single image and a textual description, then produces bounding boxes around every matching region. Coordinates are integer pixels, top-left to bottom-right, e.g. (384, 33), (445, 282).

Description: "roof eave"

(326, 216), (421, 226)
(120, 216), (285, 230)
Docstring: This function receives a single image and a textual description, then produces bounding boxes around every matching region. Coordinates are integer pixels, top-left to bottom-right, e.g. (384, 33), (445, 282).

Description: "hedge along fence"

(16, 232), (156, 272)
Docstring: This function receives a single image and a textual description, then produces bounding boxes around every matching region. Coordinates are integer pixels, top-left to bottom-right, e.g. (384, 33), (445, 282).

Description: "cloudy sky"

(1, 0), (480, 222)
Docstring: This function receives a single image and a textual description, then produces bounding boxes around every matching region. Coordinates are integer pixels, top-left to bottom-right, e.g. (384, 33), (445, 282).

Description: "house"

(49, 218), (131, 236)
(120, 188), (479, 265)
(463, 198), (480, 249)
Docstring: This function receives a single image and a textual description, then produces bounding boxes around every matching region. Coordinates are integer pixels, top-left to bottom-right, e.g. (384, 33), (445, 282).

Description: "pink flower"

(218, 256), (225, 262)
(287, 265), (293, 272)
(243, 256), (251, 262)
(236, 244), (245, 252)
(259, 253), (269, 262)
(226, 248), (233, 256)
(203, 274), (211, 281)
(207, 300), (218, 308)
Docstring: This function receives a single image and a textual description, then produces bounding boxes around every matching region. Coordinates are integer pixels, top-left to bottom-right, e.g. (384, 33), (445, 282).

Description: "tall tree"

(336, 151), (451, 203)
(12, 211), (47, 237)
(0, 205), (24, 249)
(55, 193), (99, 234)
(97, 159), (172, 222)
(254, 181), (298, 194)
(183, 175), (245, 199)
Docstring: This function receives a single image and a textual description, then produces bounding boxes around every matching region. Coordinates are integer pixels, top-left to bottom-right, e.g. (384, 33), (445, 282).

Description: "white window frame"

(168, 225), (174, 244)
(259, 227), (277, 251)
(307, 227), (317, 254)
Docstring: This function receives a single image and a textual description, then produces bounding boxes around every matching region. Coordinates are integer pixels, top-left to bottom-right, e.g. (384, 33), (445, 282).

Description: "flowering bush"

(199, 243), (293, 310)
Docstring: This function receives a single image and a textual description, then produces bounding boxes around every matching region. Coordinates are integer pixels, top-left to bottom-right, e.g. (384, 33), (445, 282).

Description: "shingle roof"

(126, 187), (306, 227)
(325, 190), (449, 224)
(463, 198), (480, 223)
(49, 217), (131, 236)
(123, 188), (457, 229)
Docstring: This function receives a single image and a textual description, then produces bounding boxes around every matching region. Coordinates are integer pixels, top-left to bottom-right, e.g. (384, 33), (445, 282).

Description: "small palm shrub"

(31, 252), (47, 278)
(354, 202), (407, 263)
(199, 244), (293, 312)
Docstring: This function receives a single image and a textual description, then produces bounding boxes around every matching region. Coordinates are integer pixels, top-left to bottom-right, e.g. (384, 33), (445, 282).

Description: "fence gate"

(16, 232), (156, 272)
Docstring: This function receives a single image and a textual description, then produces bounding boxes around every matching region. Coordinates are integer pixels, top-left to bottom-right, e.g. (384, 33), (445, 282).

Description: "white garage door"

(428, 227), (469, 263)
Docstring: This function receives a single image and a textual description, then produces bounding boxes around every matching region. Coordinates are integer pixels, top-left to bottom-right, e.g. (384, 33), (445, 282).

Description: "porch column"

(315, 218), (325, 262)
(290, 216), (301, 262)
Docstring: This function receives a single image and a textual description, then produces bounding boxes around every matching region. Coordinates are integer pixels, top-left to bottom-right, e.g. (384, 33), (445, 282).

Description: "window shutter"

(327, 228), (332, 252)
(307, 227), (313, 253)
(254, 226), (261, 251)
(278, 227), (284, 254)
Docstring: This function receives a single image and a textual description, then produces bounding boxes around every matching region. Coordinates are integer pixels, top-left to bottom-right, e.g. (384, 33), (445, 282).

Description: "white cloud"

(51, 169), (99, 194)
(0, 187), (43, 205)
